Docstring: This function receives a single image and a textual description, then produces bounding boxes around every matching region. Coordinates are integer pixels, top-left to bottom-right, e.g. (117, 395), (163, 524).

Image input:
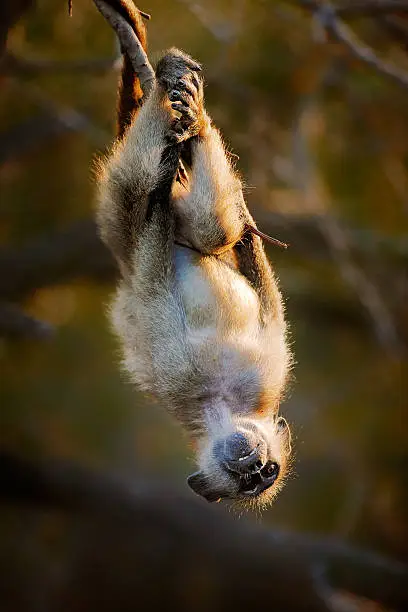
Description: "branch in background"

(0, 112), (93, 164)
(0, 0), (34, 58)
(1, 50), (122, 76)
(316, 214), (404, 354)
(253, 211), (408, 263)
(14, 80), (111, 148)
(292, 95), (404, 355)
(297, 0), (408, 89)
(0, 302), (54, 340)
(335, 1), (408, 18)
(0, 216), (405, 343)
(0, 216), (406, 303)
(297, 0), (408, 18)
(0, 221), (116, 303)
(177, 0), (238, 44)
(1, 453), (407, 611)
(379, 13), (408, 51)
(0, 79), (111, 158)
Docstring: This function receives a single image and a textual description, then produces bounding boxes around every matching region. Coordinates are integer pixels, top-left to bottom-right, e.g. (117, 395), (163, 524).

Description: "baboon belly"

(174, 246), (260, 335)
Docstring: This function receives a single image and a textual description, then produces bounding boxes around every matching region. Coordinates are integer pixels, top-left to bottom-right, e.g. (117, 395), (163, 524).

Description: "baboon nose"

(224, 433), (266, 475)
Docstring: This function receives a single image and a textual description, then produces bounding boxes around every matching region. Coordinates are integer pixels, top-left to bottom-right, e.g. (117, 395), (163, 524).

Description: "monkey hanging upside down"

(94, 0), (293, 508)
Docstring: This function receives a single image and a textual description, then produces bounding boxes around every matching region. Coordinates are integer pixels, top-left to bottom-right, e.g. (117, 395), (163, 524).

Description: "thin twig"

(139, 9), (151, 21)
(245, 223), (289, 249)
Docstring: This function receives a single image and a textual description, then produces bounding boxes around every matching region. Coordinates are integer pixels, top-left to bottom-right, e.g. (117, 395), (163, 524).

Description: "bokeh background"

(1, 1), (407, 610)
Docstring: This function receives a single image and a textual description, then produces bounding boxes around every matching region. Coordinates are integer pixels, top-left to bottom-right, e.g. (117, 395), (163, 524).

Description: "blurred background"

(0, 1), (407, 610)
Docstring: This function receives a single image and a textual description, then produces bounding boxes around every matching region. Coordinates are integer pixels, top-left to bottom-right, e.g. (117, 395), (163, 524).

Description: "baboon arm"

(235, 231), (284, 323)
(174, 120), (248, 255)
(97, 86), (173, 271)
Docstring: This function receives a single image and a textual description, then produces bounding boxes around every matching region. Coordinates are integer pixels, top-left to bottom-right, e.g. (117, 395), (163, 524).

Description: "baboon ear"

(187, 471), (222, 503)
(276, 417), (292, 455)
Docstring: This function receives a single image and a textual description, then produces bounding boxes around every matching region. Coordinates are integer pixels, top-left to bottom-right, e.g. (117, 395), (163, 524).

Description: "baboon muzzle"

(223, 432), (267, 475)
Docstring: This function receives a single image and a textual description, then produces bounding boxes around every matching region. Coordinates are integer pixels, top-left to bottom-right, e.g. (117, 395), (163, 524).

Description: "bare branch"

(93, 0), (155, 96)
(253, 211), (408, 264)
(7, 79), (111, 148)
(0, 217), (406, 303)
(0, 104), (109, 164)
(291, 94), (404, 354)
(379, 13), (408, 51)
(0, 221), (116, 302)
(296, 1), (408, 89)
(321, 3), (408, 88)
(335, 1), (408, 18)
(0, 0), (34, 57)
(177, 0), (238, 43)
(0, 303), (54, 340)
(296, 0), (408, 18)
(316, 213), (404, 353)
(1, 50), (122, 76)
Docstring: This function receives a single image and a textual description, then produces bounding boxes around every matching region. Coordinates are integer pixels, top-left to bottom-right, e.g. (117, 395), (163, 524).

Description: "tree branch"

(297, 0), (408, 89)
(0, 0), (34, 58)
(1, 50), (122, 76)
(290, 92), (404, 354)
(335, 1), (408, 18)
(0, 220), (117, 302)
(0, 111), (102, 164)
(296, 0), (408, 18)
(0, 302), (53, 340)
(379, 13), (408, 51)
(0, 216), (406, 303)
(93, 0), (155, 96)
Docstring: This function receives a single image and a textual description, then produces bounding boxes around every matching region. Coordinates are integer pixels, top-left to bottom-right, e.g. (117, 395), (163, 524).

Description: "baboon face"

(187, 417), (291, 507)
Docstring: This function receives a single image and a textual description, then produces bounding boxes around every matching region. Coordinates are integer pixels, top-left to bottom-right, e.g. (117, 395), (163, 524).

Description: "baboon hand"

(156, 49), (204, 143)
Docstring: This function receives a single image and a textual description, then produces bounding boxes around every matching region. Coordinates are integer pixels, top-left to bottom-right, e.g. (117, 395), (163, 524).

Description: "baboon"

(95, 0), (292, 507)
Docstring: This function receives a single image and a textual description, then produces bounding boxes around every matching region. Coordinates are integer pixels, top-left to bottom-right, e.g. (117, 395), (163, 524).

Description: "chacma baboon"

(94, 0), (292, 508)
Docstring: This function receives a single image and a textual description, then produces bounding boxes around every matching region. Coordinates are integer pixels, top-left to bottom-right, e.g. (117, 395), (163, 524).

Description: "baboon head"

(187, 415), (291, 508)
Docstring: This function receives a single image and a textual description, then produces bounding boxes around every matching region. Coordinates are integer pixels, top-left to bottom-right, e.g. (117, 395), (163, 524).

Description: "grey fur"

(96, 49), (292, 508)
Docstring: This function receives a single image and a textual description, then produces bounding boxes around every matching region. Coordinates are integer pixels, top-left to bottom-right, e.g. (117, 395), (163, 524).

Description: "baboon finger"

(169, 90), (198, 109)
(182, 57), (202, 72)
(171, 104), (197, 125)
(169, 90), (199, 115)
(175, 78), (199, 99)
(189, 71), (202, 92)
